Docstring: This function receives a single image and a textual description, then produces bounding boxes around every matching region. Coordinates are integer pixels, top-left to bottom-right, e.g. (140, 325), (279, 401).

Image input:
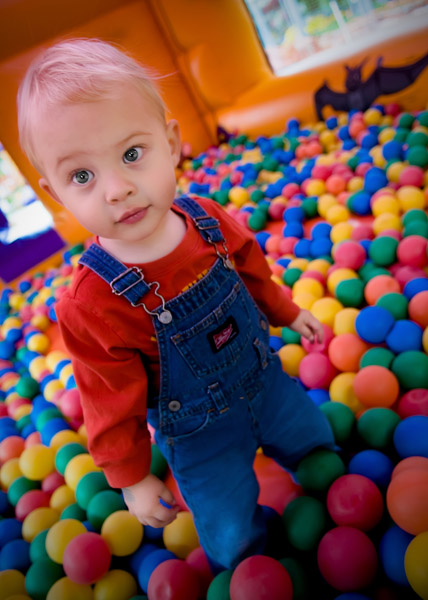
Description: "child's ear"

(39, 178), (63, 206)
(166, 119), (181, 167)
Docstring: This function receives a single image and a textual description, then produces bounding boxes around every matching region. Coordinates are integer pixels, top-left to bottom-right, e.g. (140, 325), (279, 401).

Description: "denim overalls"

(79, 195), (335, 569)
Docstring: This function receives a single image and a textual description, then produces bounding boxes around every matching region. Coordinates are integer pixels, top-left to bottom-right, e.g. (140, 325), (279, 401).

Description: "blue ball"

(283, 206), (305, 222)
(326, 116), (338, 130)
(142, 525), (164, 543)
(385, 320), (423, 353)
(0, 538), (31, 571)
(311, 222), (332, 239)
(0, 490), (10, 516)
(0, 518), (22, 549)
(403, 277), (428, 300)
(379, 525), (413, 586)
(138, 548), (176, 593)
(364, 166), (388, 193)
(343, 139), (357, 150)
(382, 140), (403, 161)
(307, 388), (330, 407)
(269, 336), (283, 352)
(0, 340), (15, 360)
(283, 222), (304, 238)
(355, 306), (395, 343)
(334, 594), (371, 600)
(40, 418), (71, 445)
(310, 238), (333, 259)
(338, 126), (351, 140)
(361, 133), (378, 149)
(128, 542), (159, 576)
(255, 231), (271, 253)
(393, 415), (428, 459)
(348, 449), (394, 488)
(349, 191), (372, 216)
(294, 238), (312, 258)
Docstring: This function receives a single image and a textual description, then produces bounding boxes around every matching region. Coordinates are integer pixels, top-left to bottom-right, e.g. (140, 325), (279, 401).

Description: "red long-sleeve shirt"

(56, 197), (300, 488)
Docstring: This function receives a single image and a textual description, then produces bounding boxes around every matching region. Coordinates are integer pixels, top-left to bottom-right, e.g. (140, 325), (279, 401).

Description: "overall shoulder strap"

(174, 195), (224, 244)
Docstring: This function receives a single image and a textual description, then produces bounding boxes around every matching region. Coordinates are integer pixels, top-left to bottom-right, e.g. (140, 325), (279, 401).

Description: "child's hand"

(122, 473), (179, 527)
(289, 309), (324, 344)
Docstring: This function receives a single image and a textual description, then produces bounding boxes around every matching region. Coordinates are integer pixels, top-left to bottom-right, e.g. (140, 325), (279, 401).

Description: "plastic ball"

(0, 569), (27, 598)
(138, 549), (177, 593)
(333, 241), (366, 270)
(320, 401), (355, 444)
(386, 319), (423, 353)
(403, 277), (428, 300)
(0, 540), (30, 577)
(229, 555), (292, 600)
(397, 388), (428, 418)
(397, 235), (428, 268)
(329, 373), (362, 414)
(391, 350), (428, 389)
(391, 456), (428, 479)
(379, 525), (413, 587)
(357, 407), (401, 449)
(404, 531), (428, 599)
(25, 557), (65, 600)
(22, 507), (59, 542)
(333, 308), (359, 335)
(93, 569), (137, 600)
(301, 323), (334, 354)
(46, 577), (94, 600)
(59, 389), (83, 421)
(355, 305), (394, 343)
(310, 297), (343, 328)
(0, 435), (25, 463)
(393, 415), (428, 459)
(15, 489), (50, 521)
(75, 471), (110, 510)
(296, 449), (346, 493)
(386, 468), (428, 535)
(282, 495), (327, 551)
(353, 365), (399, 408)
(86, 490), (126, 530)
(206, 570), (233, 600)
(298, 353), (337, 389)
(408, 290), (428, 328)
(359, 346), (394, 370)
(328, 334), (369, 372)
(163, 511), (199, 559)
(62, 532), (111, 584)
(348, 449), (394, 488)
(147, 559), (200, 600)
(317, 526), (378, 591)
(18, 444), (55, 481)
(375, 292), (408, 320)
(64, 453), (102, 491)
(101, 510), (143, 556)
(185, 546), (213, 598)
(326, 474), (384, 531)
(277, 344), (306, 377)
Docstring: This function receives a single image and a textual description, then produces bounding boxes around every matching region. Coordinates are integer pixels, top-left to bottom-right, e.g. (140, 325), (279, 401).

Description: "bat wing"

(371, 52), (428, 96)
(314, 83), (349, 120)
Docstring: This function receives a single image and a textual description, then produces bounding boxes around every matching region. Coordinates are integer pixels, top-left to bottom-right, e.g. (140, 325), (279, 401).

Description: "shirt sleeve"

(198, 197), (300, 326)
(56, 296), (152, 488)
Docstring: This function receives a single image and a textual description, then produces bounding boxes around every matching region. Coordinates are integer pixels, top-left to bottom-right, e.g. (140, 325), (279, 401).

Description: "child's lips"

(117, 207), (148, 224)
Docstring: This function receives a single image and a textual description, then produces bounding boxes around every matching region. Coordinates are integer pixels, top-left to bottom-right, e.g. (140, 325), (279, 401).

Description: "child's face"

(35, 83), (181, 252)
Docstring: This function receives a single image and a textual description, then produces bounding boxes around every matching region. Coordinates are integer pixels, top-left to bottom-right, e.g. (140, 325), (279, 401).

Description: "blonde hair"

(17, 38), (167, 170)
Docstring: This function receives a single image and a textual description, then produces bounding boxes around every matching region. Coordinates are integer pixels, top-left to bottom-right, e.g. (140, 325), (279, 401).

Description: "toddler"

(17, 38), (335, 570)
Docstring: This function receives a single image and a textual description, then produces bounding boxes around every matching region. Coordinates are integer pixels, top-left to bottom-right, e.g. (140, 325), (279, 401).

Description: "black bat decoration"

(314, 51), (428, 120)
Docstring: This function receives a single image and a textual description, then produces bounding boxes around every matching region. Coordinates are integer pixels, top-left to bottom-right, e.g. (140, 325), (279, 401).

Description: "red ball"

(326, 474), (384, 530)
(333, 241), (366, 270)
(60, 388), (83, 420)
(15, 489), (51, 521)
(185, 547), (213, 597)
(63, 532), (111, 584)
(147, 559), (200, 600)
(301, 323), (334, 354)
(408, 290), (428, 328)
(317, 526), (378, 591)
(328, 333), (369, 372)
(397, 236), (428, 269)
(351, 224), (374, 241)
(230, 555), (293, 600)
(398, 165), (424, 187)
(397, 389), (428, 418)
(394, 265), (427, 289)
(282, 183), (300, 199)
(298, 353), (338, 389)
(255, 453), (303, 514)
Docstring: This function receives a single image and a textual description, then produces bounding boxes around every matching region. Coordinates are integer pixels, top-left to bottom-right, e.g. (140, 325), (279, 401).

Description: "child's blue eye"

(72, 170), (93, 185)
(123, 147), (142, 163)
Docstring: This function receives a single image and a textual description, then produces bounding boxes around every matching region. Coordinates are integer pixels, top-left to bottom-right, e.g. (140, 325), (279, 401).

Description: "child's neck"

(98, 210), (186, 265)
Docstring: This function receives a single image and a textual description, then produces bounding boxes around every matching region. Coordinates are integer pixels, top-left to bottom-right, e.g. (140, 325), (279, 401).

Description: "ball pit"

(1, 100), (428, 600)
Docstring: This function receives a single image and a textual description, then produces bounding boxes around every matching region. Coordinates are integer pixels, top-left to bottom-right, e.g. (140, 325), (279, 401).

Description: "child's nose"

(104, 172), (137, 203)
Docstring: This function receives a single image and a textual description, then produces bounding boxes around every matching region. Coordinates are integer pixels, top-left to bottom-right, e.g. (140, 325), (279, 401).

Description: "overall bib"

(79, 195), (335, 569)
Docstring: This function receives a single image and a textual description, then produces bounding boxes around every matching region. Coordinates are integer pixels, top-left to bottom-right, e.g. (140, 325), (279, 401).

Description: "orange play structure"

(0, 0), (427, 248)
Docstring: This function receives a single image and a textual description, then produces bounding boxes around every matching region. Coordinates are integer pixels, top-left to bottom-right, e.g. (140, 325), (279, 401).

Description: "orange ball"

(386, 468), (428, 535)
(391, 456), (428, 479)
(408, 291), (428, 328)
(326, 174), (347, 195)
(364, 275), (401, 305)
(0, 436), (25, 464)
(353, 365), (400, 408)
(328, 333), (370, 372)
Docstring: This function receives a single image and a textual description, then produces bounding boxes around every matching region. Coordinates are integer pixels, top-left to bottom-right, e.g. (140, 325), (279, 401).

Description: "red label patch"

(208, 316), (239, 352)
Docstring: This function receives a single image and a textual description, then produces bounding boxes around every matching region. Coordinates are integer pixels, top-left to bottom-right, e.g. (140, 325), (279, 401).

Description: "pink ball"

(63, 532), (112, 584)
(326, 474), (384, 530)
(185, 547), (213, 597)
(398, 165), (424, 188)
(317, 526), (378, 591)
(278, 237), (299, 255)
(60, 389), (83, 420)
(41, 471), (65, 495)
(397, 389), (428, 418)
(298, 353), (338, 389)
(282, 183), (300, 198)
(300, 270), (326, 286)
(148, 559), (200, 600)
(230, 555), (293, 600)
(15, 489), (51, 521)
(397, 236), (428, 269)
(268, 203), (286, 220)
(349, 226), (372, 242)
(394, 265), (427, 288)
(333, 241), (366, 270)
(377, 229), (402, 241)
(301, 323), (334, 354)
(312, 164), (333, 180)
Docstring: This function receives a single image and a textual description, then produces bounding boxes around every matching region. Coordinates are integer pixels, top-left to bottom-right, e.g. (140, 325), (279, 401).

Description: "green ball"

(16, 414), (32, 432)
(150, 443), (168, 479)
(250, 189), (265, 203)
(60, 502), (87, 521)
(347, 155), (359, 171)
(394, 128), (409, 143)
(296, 449), (346, 493)
(279, 558), (308, 600)
(281, 327), (301, 344)
(75, 470), (110, 510)
(15, 376), (39, 399)
(248, 210), (267, 231)
(320, 402), (355, 444)
(407, 146), (428, 169)
(376, 292), (408, 320)
(360, 347), (395, 369)
(206, 569), (233, 600)
(357, 408), (401, 449)
(282, 496), (327, 551)
(86, 490), (126, 530)
(129, 597), (148, 600)
(55, 443), (87, 475)
(282, 268), (303, 287)
(212, 190), (230, 206)
(398, 113), (415, 129)
(404, 221), (428, 238)
(368, 236), (398, 267)
(261, 157), (279, 172)
(407, 131), (428, 147)
(25, 557), (64, 600)
(335, 278), (365, 307)
(7, 476), (39, 506)
(391, 351), (428, 389)
(35, 407), (63, 431)
(358, 261), (378, 283)
(301, 197), (318, 218)
(364, 267), (392, 281)
(30, 529), (49, 562)
(417, 111), (428, 127)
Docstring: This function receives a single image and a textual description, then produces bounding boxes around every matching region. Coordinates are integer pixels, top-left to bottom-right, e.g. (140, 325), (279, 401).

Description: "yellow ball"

(371, 148), (386, 168)
(287, 258), (309, 271)
(326, 204), (351, 225)
(334, 308), (359, 335)
(22, 507), (59, 542)
(228, 187), (250, 207)
(0, 458), (22, 489)
(347, 176), (363, 192)
(292, 293), (318, 310)
(50, 430), (86, 451)
(30, 314), (50, 331)
(12, 404), (32, 420)
(292, 278), (324, 299)
(422, 327), (428, 354)
(278, 344), (307, 377)
(386, 161), (405, 183)
(372, 212), (402, 235)
(19, 444), (55, 481)
(330, 222), (353, 244)
(59, 364), (74, 386)
(329, 374), (365, 414)
(306, 179), (326, 196)
(1, 317), (22, 337)
(372, 194), (400, 217)
(27, 333), (50, 354)
(43, 379), (65, 402)
(378, 127), (396, 144)
(318, 194), (337, 218)
(2, 375), (19, 392)
(319, 130), (337, 148)
(49, 484), (76, 514)
(363, 107), (382, 126)
(307, 258), (331, 276)
(93, 570), (137, 600)
(46, 577), (94, 600)
(28, 356), (48, 380)
(8, 293), (25, 310)
(327, 268), (358, 295)
(46, 518), (87, 563)
(101, 510), (143, 556)
(163, 511), (200, 559)
(0, 570), (26, 600)
(45, 351), (69, 372)
(311, 297), (343, 328)
(405, 531), (428, 600)
(396, 186), (426, 212)
(78, 424), (88, 446)
(64, 454), (102, 491)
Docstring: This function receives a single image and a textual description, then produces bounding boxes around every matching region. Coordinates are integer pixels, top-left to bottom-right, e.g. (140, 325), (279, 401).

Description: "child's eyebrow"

(56, 131), (152, 168)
